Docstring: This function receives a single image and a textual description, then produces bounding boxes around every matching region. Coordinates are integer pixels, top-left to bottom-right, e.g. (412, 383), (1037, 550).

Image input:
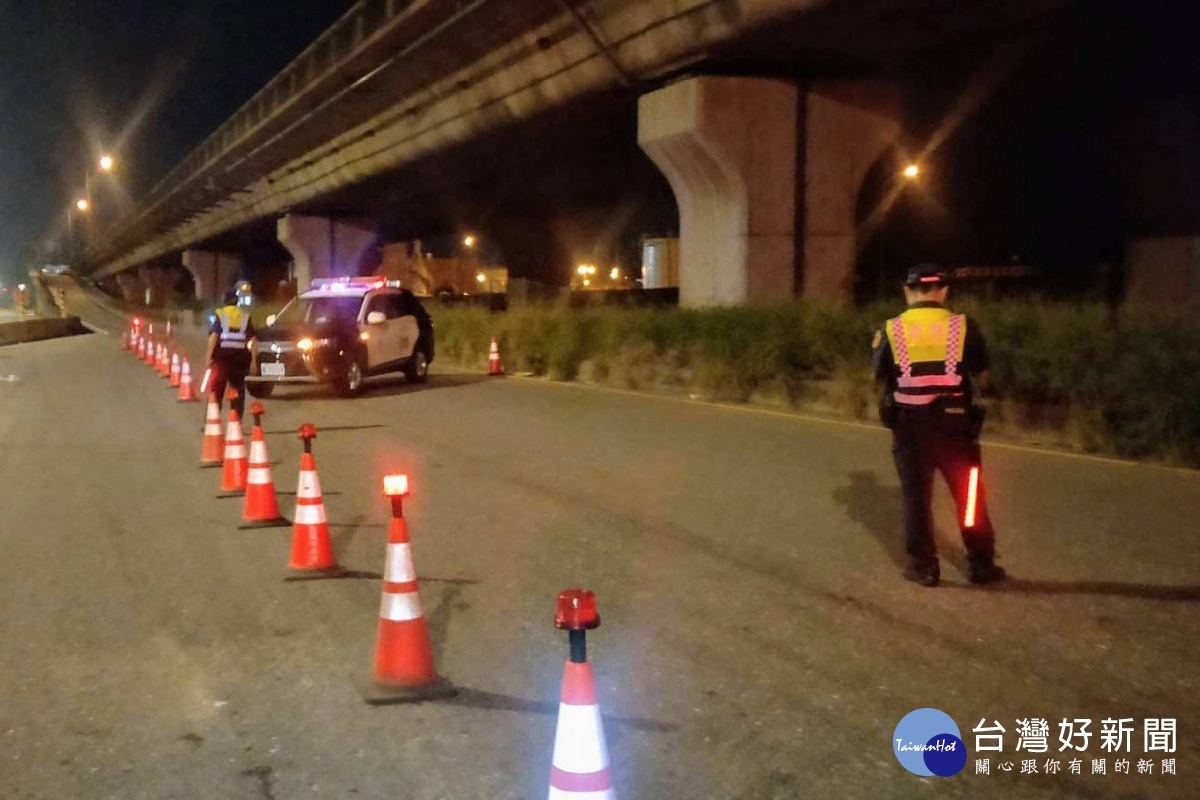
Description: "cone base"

(178, 397), (199, 403)
(238, 517), (291, 530)
(283, 566), (348, 582)
(216, 491), (247, 498)
(199, 462), (222, 469)
(355, 674), (457, 705)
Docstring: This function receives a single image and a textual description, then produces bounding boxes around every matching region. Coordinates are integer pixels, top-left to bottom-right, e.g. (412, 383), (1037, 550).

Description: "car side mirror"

(266, 314), (277, 326)
(366, 311), (387, 325)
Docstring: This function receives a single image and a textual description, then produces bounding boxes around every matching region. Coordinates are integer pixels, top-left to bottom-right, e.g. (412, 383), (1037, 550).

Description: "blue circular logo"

(893, 708), (966, 777)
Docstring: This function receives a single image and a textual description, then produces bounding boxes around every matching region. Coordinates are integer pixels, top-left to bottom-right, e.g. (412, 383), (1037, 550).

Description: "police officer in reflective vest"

(872, 265), (1006, 587)
(204, 288), (258, 419)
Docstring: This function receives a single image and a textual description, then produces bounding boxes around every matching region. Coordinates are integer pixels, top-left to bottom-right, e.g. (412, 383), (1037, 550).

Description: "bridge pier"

(277, 215), (376, 291)
(639, 77), (901, 306)
(182, 250), (243, 304)
(639, 76), (798, 306)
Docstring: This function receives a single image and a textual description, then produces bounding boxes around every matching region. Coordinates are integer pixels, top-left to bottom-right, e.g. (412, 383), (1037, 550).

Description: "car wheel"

(338, 358), (365, 397)
(247, 382), (274, 399)
(405, 350), (429, 383)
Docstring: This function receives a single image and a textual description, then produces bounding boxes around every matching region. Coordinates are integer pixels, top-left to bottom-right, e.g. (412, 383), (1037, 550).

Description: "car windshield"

(273, 296), (361, 326)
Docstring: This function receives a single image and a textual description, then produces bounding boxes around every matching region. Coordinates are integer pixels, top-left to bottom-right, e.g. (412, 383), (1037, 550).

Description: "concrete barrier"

(0, 316), (89, 347)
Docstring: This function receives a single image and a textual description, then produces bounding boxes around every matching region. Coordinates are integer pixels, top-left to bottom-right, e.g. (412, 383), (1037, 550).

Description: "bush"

(430, 300), (1200, 467)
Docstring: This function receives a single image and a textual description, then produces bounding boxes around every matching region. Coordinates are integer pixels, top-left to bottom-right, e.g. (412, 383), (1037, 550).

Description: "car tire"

(337, 357), (365, 397)
(404, 349), (429, 383)
(247, 382), (275, 399)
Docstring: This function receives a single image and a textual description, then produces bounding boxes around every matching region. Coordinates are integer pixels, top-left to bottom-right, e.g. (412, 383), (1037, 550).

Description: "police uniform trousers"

(891, 409), (996, 570)
(210, 352), (249, 418)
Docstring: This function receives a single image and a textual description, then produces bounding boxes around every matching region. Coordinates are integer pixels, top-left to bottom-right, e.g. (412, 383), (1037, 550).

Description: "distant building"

(376, 240), (508, 295)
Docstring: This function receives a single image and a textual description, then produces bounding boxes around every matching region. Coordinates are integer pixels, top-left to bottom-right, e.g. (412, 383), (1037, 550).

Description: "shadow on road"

(440, 688), (678, 733)
(967, 578), (1200, 602)
(832, 470), (907, 567)
(264, 425), (385, 435)
(258, 373), (490, 402)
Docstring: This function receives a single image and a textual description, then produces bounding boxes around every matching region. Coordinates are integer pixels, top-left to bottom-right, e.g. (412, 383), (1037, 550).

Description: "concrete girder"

(182, 250), (244, 304)
(276, 215), (377, 291)
(639, 76), (798, 306)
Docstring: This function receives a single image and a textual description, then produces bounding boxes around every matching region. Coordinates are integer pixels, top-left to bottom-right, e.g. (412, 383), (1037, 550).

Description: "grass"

(432, 300), (1200, 468)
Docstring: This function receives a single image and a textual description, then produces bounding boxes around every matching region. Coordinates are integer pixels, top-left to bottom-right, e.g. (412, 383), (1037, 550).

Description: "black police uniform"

(210, 303), (255, 418)
(871, 271), (1003, 586)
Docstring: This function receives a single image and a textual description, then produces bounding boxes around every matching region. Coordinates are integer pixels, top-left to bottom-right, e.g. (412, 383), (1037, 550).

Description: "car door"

(361, 294), (392, 371)
(390, 292), (420, 362)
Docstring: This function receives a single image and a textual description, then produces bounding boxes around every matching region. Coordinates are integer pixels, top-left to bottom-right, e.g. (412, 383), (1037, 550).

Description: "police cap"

(904, 264), (949, 288)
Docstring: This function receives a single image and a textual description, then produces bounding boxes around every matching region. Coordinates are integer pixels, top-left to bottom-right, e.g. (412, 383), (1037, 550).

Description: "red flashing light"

(132, 317), (142, 327)
(298, 423), (317, 440)
(964, 466), (980, 529)
(382, 474), (410, 498)
(250, 401), (265, 417)
(555, 589), (600, 631)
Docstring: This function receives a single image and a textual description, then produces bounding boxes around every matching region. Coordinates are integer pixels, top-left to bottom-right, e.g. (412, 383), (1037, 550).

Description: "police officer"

(204, 287), (258, 419)
(872, 264), (1006, 587)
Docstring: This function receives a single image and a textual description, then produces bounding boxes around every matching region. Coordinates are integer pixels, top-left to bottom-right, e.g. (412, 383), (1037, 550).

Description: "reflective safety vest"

(215, 306), (250, 351)
(884, 306), (966, 407)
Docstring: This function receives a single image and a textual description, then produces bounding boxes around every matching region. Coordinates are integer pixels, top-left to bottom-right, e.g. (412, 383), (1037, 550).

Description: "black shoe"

(903, 564), (940, 587)
(968, 563), (1007, 585)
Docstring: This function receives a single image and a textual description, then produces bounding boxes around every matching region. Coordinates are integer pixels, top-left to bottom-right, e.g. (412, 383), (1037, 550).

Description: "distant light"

(99, 154), (115, 172)
(75, 198), (90, 212)
(383, 474), (410, 497)
(359, 332), (370, 341)
(576, 264), (588, 276)
(582, 279), (590, 287)
(903, 163), (920, 180)
(462, 234), (477, 248)
(17, 283), (26, 291)
(609, 268), (619, 280)
(475, 273), (485, 283)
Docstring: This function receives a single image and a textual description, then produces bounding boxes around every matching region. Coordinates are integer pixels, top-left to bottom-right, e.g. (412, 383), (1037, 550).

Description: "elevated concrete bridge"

(91, 0), (1192, 308)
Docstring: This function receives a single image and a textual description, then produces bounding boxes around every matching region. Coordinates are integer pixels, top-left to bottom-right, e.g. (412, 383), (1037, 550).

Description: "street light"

(902, 163), (920, 180)
(99, 154), (115, 172)
(462, 234), (476, 249)
(75, 198), (90, 212)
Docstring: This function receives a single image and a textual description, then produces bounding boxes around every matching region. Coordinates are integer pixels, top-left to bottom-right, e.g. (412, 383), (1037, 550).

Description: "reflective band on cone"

(169, 353), (181, 387)
(359, 514), (455, 704)
(488, 337), (504, 376)
(178, 360), (198, 402)
(219, 411), (248, 493)
(240, 426), (288, 528)
(199, 397), (224, 466)
(287, 452), (338, 573)
(548, 661), (615, 799)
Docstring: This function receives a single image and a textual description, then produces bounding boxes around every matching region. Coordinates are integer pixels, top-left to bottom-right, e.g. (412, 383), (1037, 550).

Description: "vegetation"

(433, 300), (1200, 468)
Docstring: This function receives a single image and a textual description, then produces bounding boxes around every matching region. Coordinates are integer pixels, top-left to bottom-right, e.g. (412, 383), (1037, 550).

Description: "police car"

(247, 277), (434, 397)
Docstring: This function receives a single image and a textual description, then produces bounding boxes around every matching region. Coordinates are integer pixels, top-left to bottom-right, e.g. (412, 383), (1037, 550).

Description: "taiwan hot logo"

(894, 708), (968, 777)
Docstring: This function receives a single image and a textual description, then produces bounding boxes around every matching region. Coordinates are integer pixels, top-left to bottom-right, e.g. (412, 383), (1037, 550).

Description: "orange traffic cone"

(218, 410), (248, 495)
(177, 360), (199, 402)
(159, 345), (173, 378)
(548, 590), (613, 799)
(199, 396), (225, 467)
(286, 425), (341, 578)
(359, 474), (455, 704)
(146, 340), (157, 367)
(240, 403), (288, 529)
(169, 352), (181, 387)
(488, 336), (504, 376)
(136, 335), (145, 360)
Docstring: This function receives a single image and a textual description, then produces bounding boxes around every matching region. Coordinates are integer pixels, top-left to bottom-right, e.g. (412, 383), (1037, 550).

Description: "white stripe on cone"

(294, 503), (327, 526)
(297, 471), (322, 499)
(552, 704), (610, 775)
(247, 467), (272, 483)
(549, 790), (614, 800)
(384, 543), (416, 584)
(379, 590), (423, 622)
(249, 439), (268, 464)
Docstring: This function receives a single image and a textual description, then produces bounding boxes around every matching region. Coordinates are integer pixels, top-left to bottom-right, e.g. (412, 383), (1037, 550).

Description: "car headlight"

(297, 337), (336, 353)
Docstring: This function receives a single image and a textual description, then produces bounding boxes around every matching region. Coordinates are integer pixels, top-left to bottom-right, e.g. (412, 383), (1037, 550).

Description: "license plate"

(260, 362), (285, 377)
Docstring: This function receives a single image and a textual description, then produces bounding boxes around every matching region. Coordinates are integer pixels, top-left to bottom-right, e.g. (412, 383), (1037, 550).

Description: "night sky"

(0, 0), (352, 287)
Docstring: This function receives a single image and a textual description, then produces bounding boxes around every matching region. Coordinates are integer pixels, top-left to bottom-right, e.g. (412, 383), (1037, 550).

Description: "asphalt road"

(1, 284), (1197, 799)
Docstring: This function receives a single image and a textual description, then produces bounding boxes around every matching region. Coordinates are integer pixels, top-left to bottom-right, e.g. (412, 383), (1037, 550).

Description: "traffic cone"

(239, 403), (288, 529)
(158, 345), (172, 379)
(548, 590), (613, 800)
(218, 410), (248, 495)
(286, 425), (341, 577)
(199, 396), (225, 467)
(169, 352), (182, 387)
(136, 335), (145, 361)
(359, 475), (455, 704)
(177, 360), (198, 402)
(488, 336), (504, 376)
(145, 339), (157, 367)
